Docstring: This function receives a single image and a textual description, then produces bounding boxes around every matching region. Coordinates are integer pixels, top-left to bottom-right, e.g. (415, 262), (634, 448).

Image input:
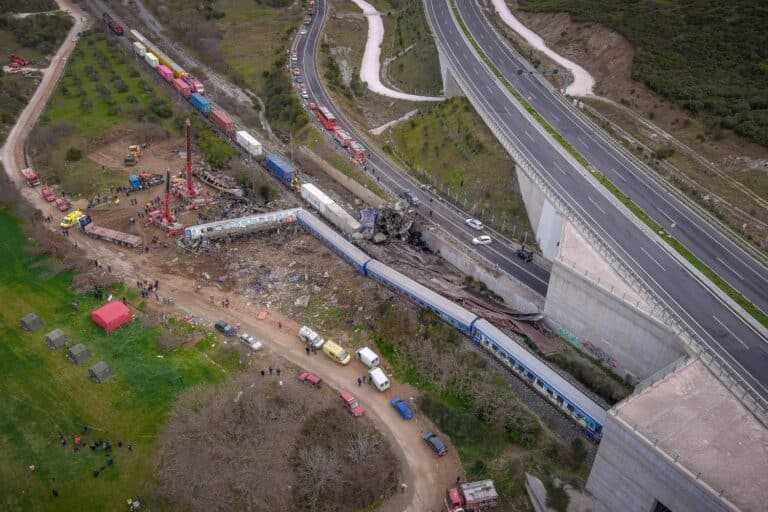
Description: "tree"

(65, 146), (82, 162)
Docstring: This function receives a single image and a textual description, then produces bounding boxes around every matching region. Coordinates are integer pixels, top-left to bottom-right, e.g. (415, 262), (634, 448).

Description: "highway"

(423, 0), (768, 402)
(457, 0), (768, 317)
(295, 0), (551, 297)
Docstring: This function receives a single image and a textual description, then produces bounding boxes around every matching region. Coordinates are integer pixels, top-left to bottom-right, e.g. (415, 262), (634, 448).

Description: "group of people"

(260, 367), (282, 377)
(136, 279), (160, 300)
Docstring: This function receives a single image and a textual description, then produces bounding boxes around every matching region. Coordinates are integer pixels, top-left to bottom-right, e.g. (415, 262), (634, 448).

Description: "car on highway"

(341, 391), (364, 417)
(293, 66), (301, 76)
(516, 248), (533, 262)
(299, 370), (322, 388)
(390, 396), (413, 420)
(472, 235), (492, 246)
(303, 17), (311, 25)
(215, 320), (236, 336)
(423, 431), (447, 456)
(301, 90), (309, 99)
(465, 218), (484, 230)
(300, 28), (308, 35)
(399, 190), (420, 206)
(291, 51), (298, 62)
(239, 333), (263, 350)
(294, 76), (304, 84)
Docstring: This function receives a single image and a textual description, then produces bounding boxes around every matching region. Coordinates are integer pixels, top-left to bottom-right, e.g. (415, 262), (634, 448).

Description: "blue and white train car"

(296, 210), (370, 273)
(364, 260), (480, 336)
(472, 319), (606, 439)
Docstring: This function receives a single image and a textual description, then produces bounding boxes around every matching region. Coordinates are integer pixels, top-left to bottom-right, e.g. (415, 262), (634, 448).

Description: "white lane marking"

(716, 257), (745, 281)
(640, 247), (666, 272)
(587, 195), (606, 215)
(656, 208), (676, 223)
(713, 316), (750, 350)
(614, 171), (627, 183)
(524, 131), (535, 143)
(550, 112), (560, 122)
(577, 135), (588, 147)
(553, 162), (566, 175)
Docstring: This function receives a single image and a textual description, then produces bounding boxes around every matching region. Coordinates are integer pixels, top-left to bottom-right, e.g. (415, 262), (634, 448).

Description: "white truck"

(355, 346), (380, 368)
(368, 367), (390, 392)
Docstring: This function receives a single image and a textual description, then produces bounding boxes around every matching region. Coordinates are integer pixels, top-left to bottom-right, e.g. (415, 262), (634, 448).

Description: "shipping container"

(129, 29), (186, 77)
(189, 93), (212, 114)
(265, 154), (295, 182)
(172, 77), (192, 98)
(103, 13), (124, 36)
(132, 42), (146, 57)
(156, 64), (174, 82)
(235, 130), (264, 159)
(144, 52), (159, 68)
(300, 183), (361, 233)
(334, 129), (352, 147)
(182, 75), (205, 94)
(211, 110), (236, 137)
(348, 140), (367, 164)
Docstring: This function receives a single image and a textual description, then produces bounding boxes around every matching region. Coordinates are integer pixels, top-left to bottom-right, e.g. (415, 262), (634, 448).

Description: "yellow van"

(322, 340), (351, 365)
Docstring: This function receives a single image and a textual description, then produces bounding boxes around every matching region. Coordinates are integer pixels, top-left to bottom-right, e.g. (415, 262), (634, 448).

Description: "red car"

(41, 187), (55, 202)
(308, 102), (316, 111)
(299, 370), (322, 388)
(55, 198), (70, 212)
(340, 391), (364, 417)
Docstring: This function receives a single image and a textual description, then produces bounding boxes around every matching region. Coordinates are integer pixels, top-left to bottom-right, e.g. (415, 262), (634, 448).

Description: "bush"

(65, 147), (82, 162)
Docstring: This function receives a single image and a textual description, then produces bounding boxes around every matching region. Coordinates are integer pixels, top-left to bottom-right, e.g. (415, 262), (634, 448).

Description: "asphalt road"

(457, 0), (768, 319)
(424, 0), (768, 402)
(295, 0), (551, 297)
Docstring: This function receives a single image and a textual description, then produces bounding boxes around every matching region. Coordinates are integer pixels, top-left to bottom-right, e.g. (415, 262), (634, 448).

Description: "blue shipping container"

(190, 93), (212, 114)
(265, 154), (295, 182)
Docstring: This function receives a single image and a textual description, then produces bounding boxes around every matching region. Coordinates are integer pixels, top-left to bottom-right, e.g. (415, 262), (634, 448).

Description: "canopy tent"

(89, 361), (114, 384)
(66, 343), (90, 365)
(21, 313), (43, 332)
(91, 301), (133, 333)
(45, 329), (68, 349)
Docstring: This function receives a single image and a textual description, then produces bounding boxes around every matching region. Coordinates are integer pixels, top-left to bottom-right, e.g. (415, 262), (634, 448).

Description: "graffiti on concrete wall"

(559, 327), (619, 368)
(559, 326), (582, 348)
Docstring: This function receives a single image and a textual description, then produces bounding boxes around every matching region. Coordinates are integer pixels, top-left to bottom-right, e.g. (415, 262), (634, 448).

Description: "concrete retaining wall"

(297, 146), (384, 207)
(544, 259), (685, 381)
(421, 228), (543, 314)
(587, 413), (731, 512)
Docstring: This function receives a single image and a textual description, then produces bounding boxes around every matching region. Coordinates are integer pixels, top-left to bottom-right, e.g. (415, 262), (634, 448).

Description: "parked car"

(399, 190), (420, 206)
(465, 218), (484, 230)
(293, 67), (301, 76)
(291, 51), (298, 62)
(41, 187), (55, 202)
(55, 198), (70, 212)
(215, 320), (236, 336)
(423, 431), (447, 456)
(390, 396), (413, 420)
(239, 333), (262, 350)
(299, 370), (322, 388)
(341, 391), (364, 417)
(516, 248), (533, 262)
(294, 76), (304, 84)
(298, 325), (325, 349)
(472, 235), (492, 246)
(301, 90), (309, 99)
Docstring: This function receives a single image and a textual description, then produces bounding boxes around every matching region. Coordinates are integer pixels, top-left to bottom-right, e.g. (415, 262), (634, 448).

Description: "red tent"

(91, 301), (133, 333)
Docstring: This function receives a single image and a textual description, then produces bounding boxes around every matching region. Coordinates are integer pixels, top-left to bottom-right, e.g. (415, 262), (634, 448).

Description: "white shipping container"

(301, 183), (360, 234)
(144, 52), (159, 68)
(235, 130), (263, 158)
(132, 42), (146, 57)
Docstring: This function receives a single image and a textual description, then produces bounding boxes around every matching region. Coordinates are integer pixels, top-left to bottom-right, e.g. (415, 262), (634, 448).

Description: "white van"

(368, 367), (390, 392)
(355, 347), (380, 368)
(298, 325), (324, 349)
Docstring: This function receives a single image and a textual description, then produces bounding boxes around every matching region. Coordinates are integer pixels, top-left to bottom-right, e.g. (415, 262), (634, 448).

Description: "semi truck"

(444, 480), (498, 512)
(77, 215), (143, 248)
(128, 173), (164, 191)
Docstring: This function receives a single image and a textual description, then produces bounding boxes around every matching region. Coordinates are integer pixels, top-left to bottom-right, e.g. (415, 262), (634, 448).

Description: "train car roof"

(365, 260), (478, 327)
(474, 318), (606, 425)
(185, 209), (301, 239)
(296, 210), (370, 267)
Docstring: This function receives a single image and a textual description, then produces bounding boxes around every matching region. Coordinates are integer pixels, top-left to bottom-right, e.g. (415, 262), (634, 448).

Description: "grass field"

(32, 29), (176, 196)
(386, 0), (442, 95)
(0, 207), (239, 510)
(384, 98), (533, 238)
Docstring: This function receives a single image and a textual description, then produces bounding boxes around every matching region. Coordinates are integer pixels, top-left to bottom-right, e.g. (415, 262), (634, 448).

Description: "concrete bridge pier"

(437, 46), (465, 98)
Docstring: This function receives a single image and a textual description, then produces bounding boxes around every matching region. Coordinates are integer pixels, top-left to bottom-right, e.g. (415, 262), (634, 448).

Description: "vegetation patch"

(263, 56), (309, 136)
(0, 207), (238, 511)
(30, 29), (175, 196)
(185, 115), (238, 168)
(386, 97), (533, 238)
(0, 10), (73, 55)
(0, 0), (56, 13)
(386, 0), (442, 95)
(518, 0), (768, 148)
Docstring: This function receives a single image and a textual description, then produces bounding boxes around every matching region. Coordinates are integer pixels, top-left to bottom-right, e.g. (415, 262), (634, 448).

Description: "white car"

(465, 218), (484, 230)
(240, 333), (263, 351)
(300, 28), (308, 35)
(291, 52), (298, 62)
(472, 235), (492, 246)
(301, 91), (309, 99)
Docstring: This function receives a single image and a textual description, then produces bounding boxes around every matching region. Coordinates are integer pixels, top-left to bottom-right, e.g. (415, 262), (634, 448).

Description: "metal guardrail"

(428, 0), (767, 423)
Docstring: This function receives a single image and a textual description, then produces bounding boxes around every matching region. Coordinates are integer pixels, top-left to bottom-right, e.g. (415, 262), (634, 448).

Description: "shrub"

(65, 147), (82, 162)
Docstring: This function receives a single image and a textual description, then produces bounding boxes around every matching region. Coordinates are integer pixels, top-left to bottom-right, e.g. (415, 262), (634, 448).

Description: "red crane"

(162, 170), (173, 225)
(184, 118), (197, 198)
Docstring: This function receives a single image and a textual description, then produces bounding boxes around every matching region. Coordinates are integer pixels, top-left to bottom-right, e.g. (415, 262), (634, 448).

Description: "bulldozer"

(128, 145), (142, 157)
(123, 145), (143, 167)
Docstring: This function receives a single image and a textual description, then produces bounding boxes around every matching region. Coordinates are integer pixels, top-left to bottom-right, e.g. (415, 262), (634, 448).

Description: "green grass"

(0, 207), (239, 511)
(449, 0), (768, 330)
(518, 0), (768, 148)
(386, 0), (442, 95)
(386, 97), (533, 237)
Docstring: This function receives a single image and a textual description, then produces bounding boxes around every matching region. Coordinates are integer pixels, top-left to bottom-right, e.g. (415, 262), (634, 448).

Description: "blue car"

(390, 396), (413, 420)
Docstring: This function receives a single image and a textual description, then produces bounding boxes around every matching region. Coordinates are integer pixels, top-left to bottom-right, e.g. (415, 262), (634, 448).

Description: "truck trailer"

(77, 215), (143, 248)
(190, 93), (212, 114)
(211, 110), (236, 138)
(235, 130), (264, 159)
(265, 154), (295, 183)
